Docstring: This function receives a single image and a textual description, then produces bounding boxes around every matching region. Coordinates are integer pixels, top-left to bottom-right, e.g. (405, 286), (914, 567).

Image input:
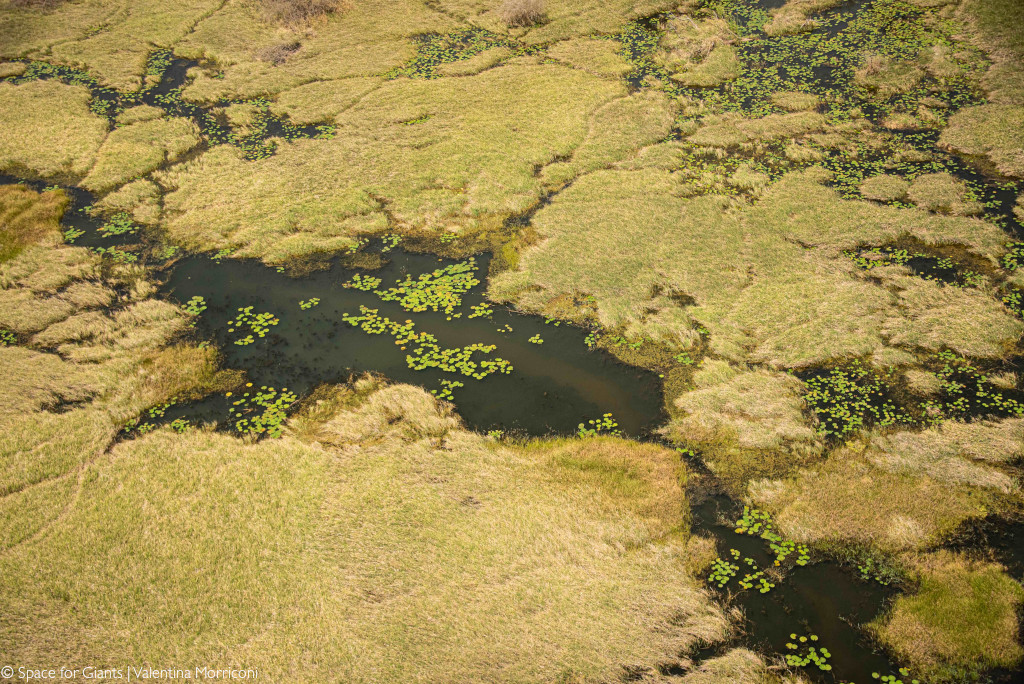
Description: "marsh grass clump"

(803, 362), (914, 439)
(255, 41), (301, 65)
(499, 0), (545, 27)
(261, 0), (349, 25)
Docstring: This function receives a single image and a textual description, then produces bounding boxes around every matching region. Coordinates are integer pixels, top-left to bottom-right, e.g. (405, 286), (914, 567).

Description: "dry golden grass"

(159, 63), (625, 262)
(546, 37), (633, 78)
(750, 446), (992, 552)
(664, 362), (822, 490)
(939, 104), (1024, 178)
(0, 383), (732, 681)
(770, 90), (819, 112)
(873, 551), (1024, 682)
(859, 173), (909, 201)
(907, 172), (984, 216)
(0, 80), (108, 181)
(763, 0), (844, 36)
(92, 178), (162, 224)
(268, 77), (382, 125)
(0, 184), (66, 263)
(82, 117), (202, 193)
(499, 0), (545, 27)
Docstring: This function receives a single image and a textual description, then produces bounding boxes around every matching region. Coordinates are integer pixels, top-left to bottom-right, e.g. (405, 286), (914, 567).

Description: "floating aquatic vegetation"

(123, 398), (178, 435)
(857, 557), (893, 586)
(211, 248), (233, 263)
(227, 384), (296, 438)
(921, 351), (1024, 420)
(872, 668), (920, 684)
(375, 258), (479, 316)
(468, 303), (493, 319)
(342, 306), (513, 380)
(737, 570), (775, 593)
(674, 352), (695, 365)
(584, 331), (600, 348)
(785, 633), (832, 672)
(169, 418), (192, 433)
(543, 317), (562, 327)
(345, 237), (370, 255)
(735, 506), (811, 567)
(62, 227), (85, 243)
(803, 362), (913, 439)
(227, 306), (280, 346)
(343, 274), (382, 291)
(183, 295), (207, 316)
(497, 323), (513, 334)
(153, 244), (180, 260)
(845, 246), (984, 288)
(92, 246), (137, 263)
(1003, 243), (1024, 271)
(431, 379), (464, 401)
(298, 297), (320, 310)
(528, 334), (543, 344)
(709, 556), (740, 588)
(577, 412), (621, 437)
(385, 28), (534, 79)
(438, 232), (457, 244)
(380, 234), (402, 253)
(0, 329), (16, 346)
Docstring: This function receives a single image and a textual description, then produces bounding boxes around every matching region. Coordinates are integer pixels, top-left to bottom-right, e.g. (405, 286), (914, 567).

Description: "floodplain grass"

(0, 80), (108, 181)
(873, 551), (1024, 682)
(0, 385), (735, 682)
(0, 184), (66, 263)
(81, 117), (202, 193)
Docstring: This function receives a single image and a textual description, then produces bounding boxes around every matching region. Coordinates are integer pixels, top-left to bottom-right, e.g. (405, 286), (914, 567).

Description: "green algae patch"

(939, 104), (1024, 178)
(82, 117), (202, 193)
(873, 551), (1024, 683)
(159, 63), (624, 261)
(0, 80), (108, 181)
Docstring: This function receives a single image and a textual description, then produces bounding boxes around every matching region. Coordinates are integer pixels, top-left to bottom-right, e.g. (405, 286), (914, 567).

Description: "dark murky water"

(158, 248), (665, 436)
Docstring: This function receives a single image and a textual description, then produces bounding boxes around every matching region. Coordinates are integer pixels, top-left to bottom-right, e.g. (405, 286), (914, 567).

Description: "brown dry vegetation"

(261, 0), (350, 26)
(499, 0), (545, 27)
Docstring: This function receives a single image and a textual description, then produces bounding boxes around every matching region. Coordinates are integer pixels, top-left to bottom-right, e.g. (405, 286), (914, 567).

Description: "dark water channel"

(159, 248), (664, 437)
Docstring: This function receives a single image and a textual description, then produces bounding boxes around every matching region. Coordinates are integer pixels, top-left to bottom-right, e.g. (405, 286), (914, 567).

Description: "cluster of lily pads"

(468, 303), (493, 319)
(227, 384), (296, 439)
(785, 634), (832, 672)
(577, 412), (621, 437)
(528, 334), (543, 345)
(431, 379), (464, 401)
(735, 506), (811, 566)
(298, 298), (320, 310)
(123, 397), (178, 435)
(183, 295), (207, 316)
(0, 329), (15, 346)
(803, 362), (913, 439)
(92, 246), (137, 263)
(845, 246), (984, 288)
(99, 212), (138, 237)
(227, 306), (280, 346)
(343, 274), (382, 291)
(921, 351), (1024, 420)
(872, 669), (920, 684)
(374, 258), (480, 316)
(342, 306), (513, 380)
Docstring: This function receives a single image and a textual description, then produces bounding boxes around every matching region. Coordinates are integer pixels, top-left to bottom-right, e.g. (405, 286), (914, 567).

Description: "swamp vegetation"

(2, 0), (1024, 681)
